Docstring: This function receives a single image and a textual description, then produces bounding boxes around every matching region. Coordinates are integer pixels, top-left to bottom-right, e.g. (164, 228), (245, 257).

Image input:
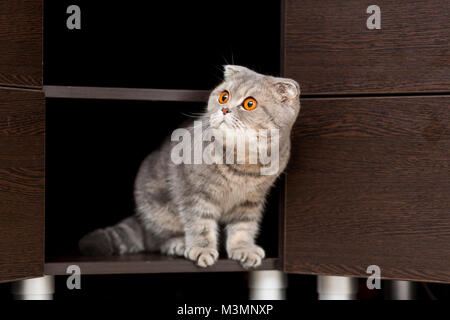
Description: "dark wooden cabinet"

(283, 0), (450, 95)
(284, 96), (450, 283)
(282, 0), (449, 283)
(0, 0), (449, 286)
(0, 0), (42, 88)
(0, 0), (45, 284)
(0, 88), (45, 283)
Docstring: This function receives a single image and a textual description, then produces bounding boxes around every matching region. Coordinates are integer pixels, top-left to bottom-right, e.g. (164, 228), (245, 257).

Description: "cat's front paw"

(228, 245), (265, 269)
(185, 246), (219, 268)
(160, 237), (186, 256)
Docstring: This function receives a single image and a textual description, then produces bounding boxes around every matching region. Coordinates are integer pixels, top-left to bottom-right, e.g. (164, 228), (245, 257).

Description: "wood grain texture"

(283, 0), (450, 95)
(0, 87), (45, 283)
(284, 96), (450, 283)
(0, 0), (42, 88)
(43, 86), (210, 102)
(45, 254), (280, 275)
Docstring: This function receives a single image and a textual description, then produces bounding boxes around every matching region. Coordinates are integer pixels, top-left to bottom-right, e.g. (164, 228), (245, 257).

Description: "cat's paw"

(161, 237), (185, 256)
(228, 245), (265, 269)
(185, 246), (219, 268)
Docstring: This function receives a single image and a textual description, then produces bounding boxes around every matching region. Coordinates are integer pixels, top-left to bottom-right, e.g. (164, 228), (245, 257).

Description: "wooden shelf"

(44, 253), (280, 275)
(43, 86), (210, 102)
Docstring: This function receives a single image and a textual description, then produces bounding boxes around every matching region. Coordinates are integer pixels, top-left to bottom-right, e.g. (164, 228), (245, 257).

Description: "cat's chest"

(219, 178), (266, 213)
(222, 186), (248, 208)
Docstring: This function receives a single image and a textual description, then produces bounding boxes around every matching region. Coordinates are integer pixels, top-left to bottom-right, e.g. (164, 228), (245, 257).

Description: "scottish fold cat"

(79, 65), (300, 268)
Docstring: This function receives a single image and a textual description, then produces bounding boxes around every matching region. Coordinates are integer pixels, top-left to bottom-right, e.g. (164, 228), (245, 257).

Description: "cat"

(79, 65), (301, 268)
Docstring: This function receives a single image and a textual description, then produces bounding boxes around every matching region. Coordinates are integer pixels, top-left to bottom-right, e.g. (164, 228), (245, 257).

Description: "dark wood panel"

(45, 254), (280, 275)
(0, 87), (45, 283)
(284, 0), (450, 95)
(284, 96), (450, 283)
(0, 0), (42, 88)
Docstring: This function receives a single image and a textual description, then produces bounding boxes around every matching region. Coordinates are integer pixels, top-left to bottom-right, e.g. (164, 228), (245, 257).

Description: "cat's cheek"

(209, 117), (218, 128)
(210, 119), (220, 129)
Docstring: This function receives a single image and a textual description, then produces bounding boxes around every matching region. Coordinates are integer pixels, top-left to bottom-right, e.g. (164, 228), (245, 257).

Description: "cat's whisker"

(230, 117), (245, 131)
(189, 111), (209, 116)
(221, 54), (231, 66)
(190, 120), (211, 132)
(181, 112), (204, 119)
(228, 120), (239, 131)
(230, 118), (245, 132)
(213, 64), (224, 72)
(234, 118), (245, 129)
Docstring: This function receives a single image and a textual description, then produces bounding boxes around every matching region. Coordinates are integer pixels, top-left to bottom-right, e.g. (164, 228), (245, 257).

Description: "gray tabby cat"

(79, 65), (300, 268)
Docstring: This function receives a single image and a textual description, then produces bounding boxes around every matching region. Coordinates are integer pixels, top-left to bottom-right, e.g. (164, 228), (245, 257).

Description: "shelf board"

(44, 253), (280, 275)
(43, 86), (210, 102)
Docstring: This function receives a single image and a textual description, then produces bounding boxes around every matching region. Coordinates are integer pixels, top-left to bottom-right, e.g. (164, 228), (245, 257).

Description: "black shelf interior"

(45, 98), (281, 267)
(44, 0), (281, 89)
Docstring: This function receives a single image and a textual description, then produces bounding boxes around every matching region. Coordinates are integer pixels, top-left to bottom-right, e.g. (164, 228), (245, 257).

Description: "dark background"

(42, 0), (285, 300)
(44, 0), (281, 89)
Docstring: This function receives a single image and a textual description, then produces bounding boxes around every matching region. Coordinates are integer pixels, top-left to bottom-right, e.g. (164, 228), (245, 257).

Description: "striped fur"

(79, 65), (300, 268)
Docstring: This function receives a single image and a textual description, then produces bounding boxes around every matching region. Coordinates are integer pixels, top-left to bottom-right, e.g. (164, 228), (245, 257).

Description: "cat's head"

(207, 65), (300, 134)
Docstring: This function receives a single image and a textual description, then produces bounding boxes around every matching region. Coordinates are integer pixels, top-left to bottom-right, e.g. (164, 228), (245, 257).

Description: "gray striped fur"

(79, 65), (300, 268)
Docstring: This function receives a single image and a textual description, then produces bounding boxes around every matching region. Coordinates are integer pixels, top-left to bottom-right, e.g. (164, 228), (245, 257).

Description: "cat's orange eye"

(219, 91), (230, 104)
(243, 97), (257, 111)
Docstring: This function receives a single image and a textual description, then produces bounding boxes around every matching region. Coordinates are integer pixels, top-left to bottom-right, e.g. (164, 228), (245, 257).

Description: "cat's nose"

(222, 107), (230, 115)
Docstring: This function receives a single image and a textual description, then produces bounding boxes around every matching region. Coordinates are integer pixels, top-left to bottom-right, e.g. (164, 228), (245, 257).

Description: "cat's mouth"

(212, 117), (229, 129)
(218, 121), (228, 129)
(209, 114), (237, 130)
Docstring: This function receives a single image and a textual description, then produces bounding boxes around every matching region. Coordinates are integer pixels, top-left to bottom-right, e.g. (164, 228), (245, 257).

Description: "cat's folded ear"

(223, 65), (252, 79)
(272, 78), (301, 102)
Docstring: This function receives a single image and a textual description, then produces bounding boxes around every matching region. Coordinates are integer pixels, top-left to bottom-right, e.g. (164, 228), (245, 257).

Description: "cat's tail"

(78, 216), (145, 256)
